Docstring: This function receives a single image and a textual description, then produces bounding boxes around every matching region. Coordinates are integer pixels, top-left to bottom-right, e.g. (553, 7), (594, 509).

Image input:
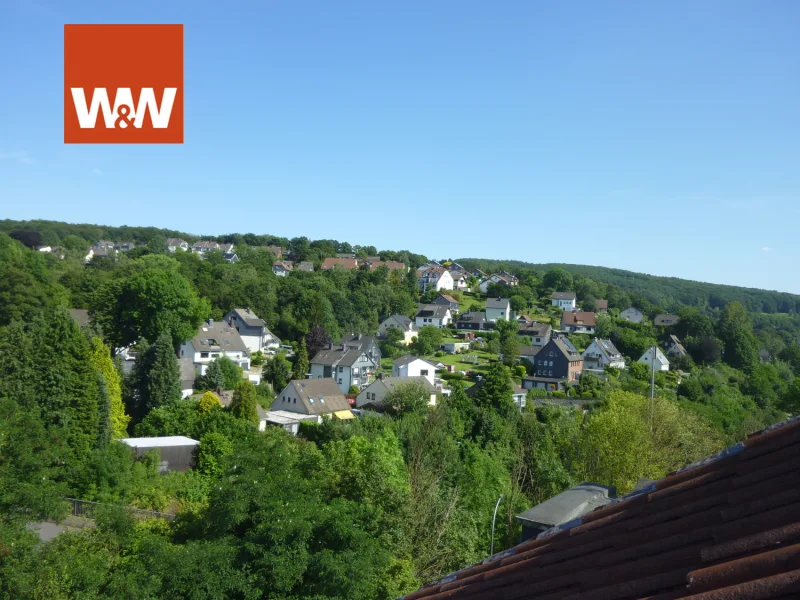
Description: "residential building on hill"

(620, 307), (644, 323)
(321, 257), (359, 270)
(271, 379), (353, 420)
(272, 261), (293, 276)
(415, 304), (452, 328)
(356, 376), (437, 409)
(223, 308), (280, 353)
(417, 267), (455, 292)
(167, 238), (189, 252)
(654, 313), (681, 327)
(377, 315), (417, 345)
(485, 297), (511, 323)
(561, 311), (597, 334)
(392, 356), (438, 385)
(595, 299), (608, 313)
(179, 319), (250, 375)
(309, 342), (378, 393)
(518, 322), (552, 346)
(582, 338), (625, 371)
(431, 293), (460, 314)
(551, 292), (577, 310)
(455, 311), (492, 331)
(523, 337), (583, 391)
(638, 346), (670, 371)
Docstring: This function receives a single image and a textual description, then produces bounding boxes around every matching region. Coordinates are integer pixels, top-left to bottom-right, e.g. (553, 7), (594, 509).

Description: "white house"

(392, 356), (438, 385)
(191, 240), (220, 254)
(273, 261), (293, 277)
(377, 314), (417, 345)
(638, 347), (670, 372)
(485, 297), (511, 323)
(356, 377), (437, 409)
(271, 379), (354, 420)
(620, 307), (644, 324)
(415, 304), (452, 329)
(551, 292), (577, 310)
(167, 238), (189, 253)
(582, 338), (626, 371)
(479, 273), (519, 294)
(309, 344), (378, 393)
(224, 308), (280, 353)
(417, 268), (455, 292)
(179, 319), (251, 376)
(561, 311), (597, 334)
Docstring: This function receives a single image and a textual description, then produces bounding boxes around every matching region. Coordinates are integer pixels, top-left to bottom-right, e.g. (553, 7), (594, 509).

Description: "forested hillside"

(457, 259), (800, 315)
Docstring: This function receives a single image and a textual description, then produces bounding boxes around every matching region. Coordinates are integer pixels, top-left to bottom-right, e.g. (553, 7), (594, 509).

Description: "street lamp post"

(490, 494), (504, 556)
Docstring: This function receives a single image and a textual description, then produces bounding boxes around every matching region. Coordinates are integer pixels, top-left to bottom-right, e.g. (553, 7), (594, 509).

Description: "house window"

(338, 378), (342, 384)
(200, 352), (209, 358)
(421, 369), (429, 376)
(338, 366), (343, 373)
(309, 397), (315, 405)
(293, 398), (296, 403)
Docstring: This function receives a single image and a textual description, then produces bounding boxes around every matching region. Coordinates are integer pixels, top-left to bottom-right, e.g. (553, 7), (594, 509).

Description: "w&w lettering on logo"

(64, 24), (183, 144)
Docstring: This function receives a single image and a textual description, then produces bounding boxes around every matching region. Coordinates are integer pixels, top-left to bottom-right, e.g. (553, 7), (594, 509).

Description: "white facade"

(418, 269), (455, 292)
(356, 377), (437, 409)
(582, 339), (625, 370)
(620, 308), (644, 324)
(377, 315), (417, 345)
(638, 347), (670, 372)
(415, 308), (452, 329)
(179, 343), (249, 376)
(551, 294), (577, 310)
(392, 357), (437, 385)
(485, 300), (511, 323)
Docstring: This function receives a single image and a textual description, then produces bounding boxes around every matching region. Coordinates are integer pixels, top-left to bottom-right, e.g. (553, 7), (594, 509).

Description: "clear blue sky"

(2, 1), (799, 292)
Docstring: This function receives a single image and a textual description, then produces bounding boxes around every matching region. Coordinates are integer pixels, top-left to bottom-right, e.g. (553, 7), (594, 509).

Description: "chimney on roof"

(207, 319), (214, 326)
(357, 333), (363, 340)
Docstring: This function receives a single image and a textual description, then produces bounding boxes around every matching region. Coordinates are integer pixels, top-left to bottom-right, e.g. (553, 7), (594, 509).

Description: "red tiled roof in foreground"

(400, 415), (800, 600)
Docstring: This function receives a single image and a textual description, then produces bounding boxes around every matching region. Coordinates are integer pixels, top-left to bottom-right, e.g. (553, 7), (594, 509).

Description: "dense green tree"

(542, 268), (573, 292)
(230, 380), (259, 424)
(197, 390), (222, 413)
(414, 326), (444, 356)
(263, 352), (293, 392)
(293, 337), (310, 379)
(217, 355), (243, 389)
(717, 301), (760, 370)
(687, 335), (723, 365)
(133, 331), (182, 421)
(0, 399), (70, 524)
(382, 380), (433, 416)
(90, 254), (209, 351)
(89, 337), (130, 437)
(199, 358), (224, 391)
(0, 309), (101, 456)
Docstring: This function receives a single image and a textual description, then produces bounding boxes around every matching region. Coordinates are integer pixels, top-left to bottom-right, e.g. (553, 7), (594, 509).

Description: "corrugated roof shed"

(399, 415), (800, 600)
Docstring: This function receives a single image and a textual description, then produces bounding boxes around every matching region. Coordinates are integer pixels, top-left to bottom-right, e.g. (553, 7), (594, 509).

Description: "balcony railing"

(65, 497), (176, 522)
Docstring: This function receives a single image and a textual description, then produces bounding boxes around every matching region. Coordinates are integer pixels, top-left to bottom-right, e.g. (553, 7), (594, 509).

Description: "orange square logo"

(64, 24), (183, 144)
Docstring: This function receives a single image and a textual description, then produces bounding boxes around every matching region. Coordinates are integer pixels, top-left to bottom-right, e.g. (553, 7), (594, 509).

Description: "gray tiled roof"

(415, 304), (450, 319)
(551, 292), (576, 300)
(311, 347), (365, 368)
(486, 297), (511, 309)
(230, 308), (266, 328)
(190, 320), (249, 354)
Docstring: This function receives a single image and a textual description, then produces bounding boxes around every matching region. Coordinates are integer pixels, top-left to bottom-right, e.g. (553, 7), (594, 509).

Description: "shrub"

(197, 391), (222, 414)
